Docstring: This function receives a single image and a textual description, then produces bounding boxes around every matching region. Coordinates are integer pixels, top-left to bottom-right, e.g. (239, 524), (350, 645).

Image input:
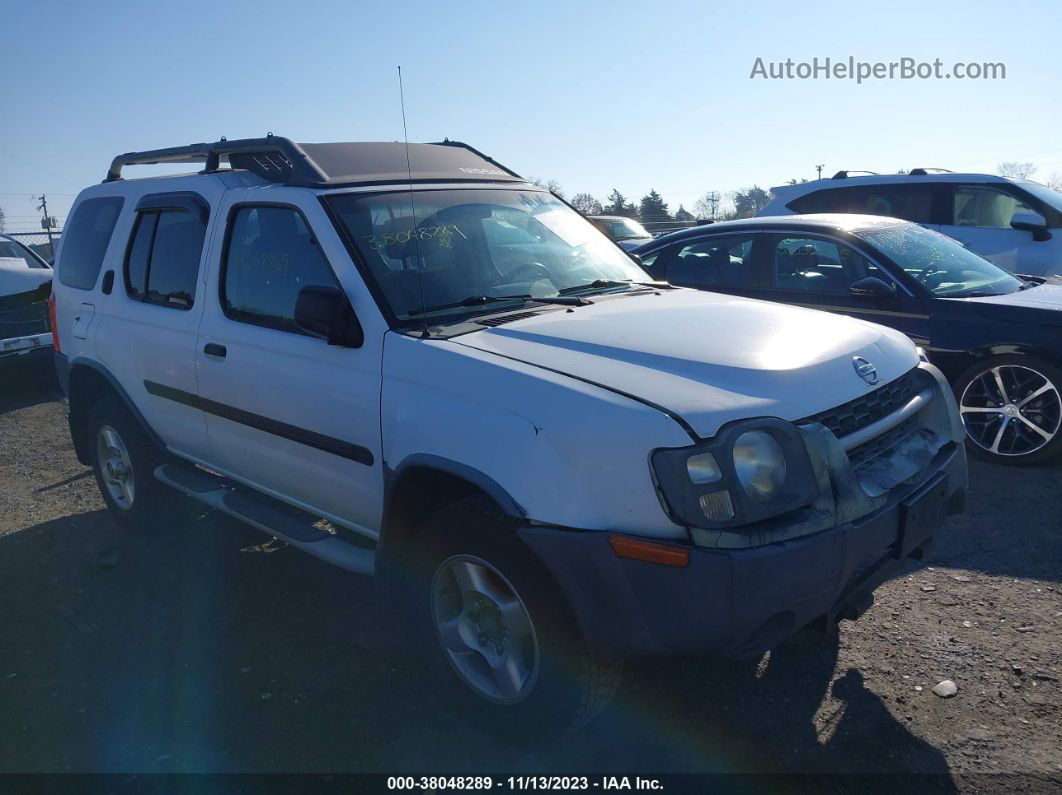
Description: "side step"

(155, 463), (375, 575)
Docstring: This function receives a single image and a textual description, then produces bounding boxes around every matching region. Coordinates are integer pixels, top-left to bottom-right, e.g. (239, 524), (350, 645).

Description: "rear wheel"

(88, 395), (191, 529)
(401, 495), (622, 743)
(956, 355), (1062, 466)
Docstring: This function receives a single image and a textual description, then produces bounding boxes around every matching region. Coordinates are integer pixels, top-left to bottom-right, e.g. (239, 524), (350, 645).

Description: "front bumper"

(519, 440), (966, 660)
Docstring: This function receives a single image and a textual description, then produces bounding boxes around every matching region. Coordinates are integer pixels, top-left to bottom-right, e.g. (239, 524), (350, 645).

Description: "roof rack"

(104, 134), (524, 188)
(831, 170), (880, 179)
(908, 167), (953, 176)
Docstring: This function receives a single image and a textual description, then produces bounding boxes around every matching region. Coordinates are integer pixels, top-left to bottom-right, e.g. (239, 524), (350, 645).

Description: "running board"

(154, 463), (375, 575)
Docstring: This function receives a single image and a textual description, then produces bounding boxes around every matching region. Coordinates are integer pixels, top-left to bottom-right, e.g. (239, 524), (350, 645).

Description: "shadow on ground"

(0, 505), (954, 788)
(0, 352), (60, 414)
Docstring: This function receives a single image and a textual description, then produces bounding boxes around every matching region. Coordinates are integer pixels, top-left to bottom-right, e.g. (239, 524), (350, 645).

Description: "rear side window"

(124, 209), (206, 309)
(221, 205), (340, 333)
(789, 185), (935, 224)
(58, 197), (124, 289)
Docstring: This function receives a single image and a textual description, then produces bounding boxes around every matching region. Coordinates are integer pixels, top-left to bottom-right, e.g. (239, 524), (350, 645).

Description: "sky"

(2, 0), (1061, 229)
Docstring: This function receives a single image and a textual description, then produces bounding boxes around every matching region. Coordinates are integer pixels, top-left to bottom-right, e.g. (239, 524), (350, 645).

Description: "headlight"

(733, 431), (786, 501)
(650, 419), (818, 530)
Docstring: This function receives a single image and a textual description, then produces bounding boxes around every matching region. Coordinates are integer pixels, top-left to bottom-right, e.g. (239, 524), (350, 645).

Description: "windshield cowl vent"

(477, 311), (542, 327)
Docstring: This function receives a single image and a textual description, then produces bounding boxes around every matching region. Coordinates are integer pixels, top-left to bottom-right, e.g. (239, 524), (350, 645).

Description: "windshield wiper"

(558, 279), (665, 295)
(407, 293), (590, 316)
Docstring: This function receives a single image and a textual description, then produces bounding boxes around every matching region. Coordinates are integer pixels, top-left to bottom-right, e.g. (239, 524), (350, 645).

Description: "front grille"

(799, 367), (920, 440)
(847, 416), (920, 468)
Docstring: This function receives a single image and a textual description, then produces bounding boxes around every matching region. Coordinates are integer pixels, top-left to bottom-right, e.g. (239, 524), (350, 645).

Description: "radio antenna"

(398, 66), (429, 337)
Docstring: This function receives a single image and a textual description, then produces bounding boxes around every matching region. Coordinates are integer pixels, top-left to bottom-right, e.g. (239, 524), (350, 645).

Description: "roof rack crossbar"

(104, 135), (327, 184)
(908, 167), (954, 175)
(831, 170), (881, 180)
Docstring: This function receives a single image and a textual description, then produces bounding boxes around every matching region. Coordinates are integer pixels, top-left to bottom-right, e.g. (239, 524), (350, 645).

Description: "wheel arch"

(67, 357), (164, 465)
(378, 455), (525, 563)
(934, 343), (1062, 384)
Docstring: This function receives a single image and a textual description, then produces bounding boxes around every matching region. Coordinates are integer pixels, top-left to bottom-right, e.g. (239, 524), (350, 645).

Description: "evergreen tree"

(674, 204), (694, 222)
(603, 189), (636, 217)
(639, 190), (671, 223)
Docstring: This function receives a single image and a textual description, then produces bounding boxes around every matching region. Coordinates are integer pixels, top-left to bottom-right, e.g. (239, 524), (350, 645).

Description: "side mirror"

(850, 276), (897, 299)
(1011, 211), (1052, 241)
(294, 286), (364, 348)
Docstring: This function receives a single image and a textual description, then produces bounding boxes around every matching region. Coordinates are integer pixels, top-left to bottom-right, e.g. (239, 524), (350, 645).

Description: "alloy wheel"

(430, 554), (540, 704)
(96, 425), (135, 508)
(960, 364), (1061, 456)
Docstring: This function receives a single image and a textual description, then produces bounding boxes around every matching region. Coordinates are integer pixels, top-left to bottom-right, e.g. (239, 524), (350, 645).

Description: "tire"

(88, 395), (191, 530)
(954, 354), (1062, 466)
(397, 494), (622, 743)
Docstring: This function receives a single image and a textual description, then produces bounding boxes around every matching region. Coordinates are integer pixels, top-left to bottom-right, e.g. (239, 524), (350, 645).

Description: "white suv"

(758, 170), (1062, 278)
(52, 137), (968, 739)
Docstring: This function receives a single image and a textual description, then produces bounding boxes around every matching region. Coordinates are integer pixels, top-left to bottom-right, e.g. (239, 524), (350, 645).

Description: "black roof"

(105, 136), (525, 188)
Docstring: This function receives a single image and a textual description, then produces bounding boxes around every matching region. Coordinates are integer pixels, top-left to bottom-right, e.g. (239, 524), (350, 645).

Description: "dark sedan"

(633, 213), (1062, 466)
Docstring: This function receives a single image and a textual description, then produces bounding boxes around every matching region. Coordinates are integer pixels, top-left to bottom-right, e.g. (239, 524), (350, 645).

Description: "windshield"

(601, 217), (651, 241)
(854, 223), (1024, 297)
(328, 189), (650, 321)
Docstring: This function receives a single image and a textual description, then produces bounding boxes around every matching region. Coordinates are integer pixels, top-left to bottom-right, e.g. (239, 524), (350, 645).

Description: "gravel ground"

(1, 354), (1059, 791)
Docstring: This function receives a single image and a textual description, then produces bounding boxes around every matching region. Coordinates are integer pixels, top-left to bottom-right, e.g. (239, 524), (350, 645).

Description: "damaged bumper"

(519, 363), (969, 659)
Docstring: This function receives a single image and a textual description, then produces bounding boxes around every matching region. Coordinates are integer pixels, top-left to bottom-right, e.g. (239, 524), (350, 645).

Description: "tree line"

(530, 177), (774, 224)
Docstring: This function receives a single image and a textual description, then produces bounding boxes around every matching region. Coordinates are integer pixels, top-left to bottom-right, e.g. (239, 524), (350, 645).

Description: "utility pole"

(37, 195), (55, 257)
(815, 164), (825, 180)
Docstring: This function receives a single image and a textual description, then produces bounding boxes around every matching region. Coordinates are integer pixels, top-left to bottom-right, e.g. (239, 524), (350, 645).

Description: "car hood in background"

(455, 289), (918, 438)
(616, 237), (653, 251)
(963, 283), (1062, 327)
(0, 264), (52, 302)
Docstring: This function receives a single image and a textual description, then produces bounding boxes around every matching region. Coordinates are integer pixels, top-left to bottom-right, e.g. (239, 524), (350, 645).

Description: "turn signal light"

(608, 535), (690, 567)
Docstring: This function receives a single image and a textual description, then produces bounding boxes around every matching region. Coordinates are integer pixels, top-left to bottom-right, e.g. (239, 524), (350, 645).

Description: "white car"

(52, 136), (967, 740)
(0, 234), (53, 361)
(758, 170), (1062, 278)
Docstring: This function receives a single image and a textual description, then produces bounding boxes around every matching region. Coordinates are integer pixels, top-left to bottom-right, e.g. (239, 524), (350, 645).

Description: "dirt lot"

(1, 354), (1059, 790)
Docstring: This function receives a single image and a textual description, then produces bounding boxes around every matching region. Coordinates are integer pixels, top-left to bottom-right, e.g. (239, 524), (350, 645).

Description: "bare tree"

(530, 177), (565, 199)
(570, 193), (603, 215)
(998, 162), (1038, 180)
(0, 206), (5, 233)
(1047, 173), (1062, 192)
(694, 191), (721, 220)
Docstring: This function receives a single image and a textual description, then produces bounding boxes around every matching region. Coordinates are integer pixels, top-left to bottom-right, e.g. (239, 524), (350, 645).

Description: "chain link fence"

(2, 231), (62, 263)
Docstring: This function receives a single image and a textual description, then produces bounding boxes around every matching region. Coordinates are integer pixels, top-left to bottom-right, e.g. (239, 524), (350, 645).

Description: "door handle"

(203, 343), (227, 358)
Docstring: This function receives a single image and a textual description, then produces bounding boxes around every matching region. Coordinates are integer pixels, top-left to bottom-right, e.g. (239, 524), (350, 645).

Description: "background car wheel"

(955, 354), (1062, 466)
(88, 395), (192, 529)
(402, 494), (622, 743)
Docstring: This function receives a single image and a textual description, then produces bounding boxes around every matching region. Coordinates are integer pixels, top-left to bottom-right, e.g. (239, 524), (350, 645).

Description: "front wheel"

(403, 495), (622, 743)
(955, 354), (1062, 466)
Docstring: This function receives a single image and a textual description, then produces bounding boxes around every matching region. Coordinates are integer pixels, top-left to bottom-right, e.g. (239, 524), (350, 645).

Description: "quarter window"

(124, 208), (205, 309)
(772, 236), (892, 294)
(667, 235), (756, 288)
(952, 186), (1032, 228)
(58, 197), (124, 289)
(222, 206), (340, 333)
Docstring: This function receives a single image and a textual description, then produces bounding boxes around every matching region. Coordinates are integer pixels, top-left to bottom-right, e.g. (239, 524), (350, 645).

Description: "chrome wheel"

(96, 425), (135, 509)
(960, 364), (1061, 456)
(430, 555), (539, 704)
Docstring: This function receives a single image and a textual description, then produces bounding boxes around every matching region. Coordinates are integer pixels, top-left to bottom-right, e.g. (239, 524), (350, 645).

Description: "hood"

(617, 237), (653, 251)
(963, 283), (1062, 327)
(455, 289), (918, 438)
